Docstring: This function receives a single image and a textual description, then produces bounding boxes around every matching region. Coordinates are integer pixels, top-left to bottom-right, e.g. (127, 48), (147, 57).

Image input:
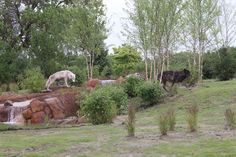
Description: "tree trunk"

(150, 60), (153, 80)
(153, 57), (157, 80)
(145, 58), (148, 80)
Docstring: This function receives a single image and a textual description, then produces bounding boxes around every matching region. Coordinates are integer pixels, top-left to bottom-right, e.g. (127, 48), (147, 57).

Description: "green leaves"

(112, 45), (141, 76)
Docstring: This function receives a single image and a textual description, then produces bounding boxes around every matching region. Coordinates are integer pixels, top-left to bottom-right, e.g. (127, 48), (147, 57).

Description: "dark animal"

(158, 69), (191, 91)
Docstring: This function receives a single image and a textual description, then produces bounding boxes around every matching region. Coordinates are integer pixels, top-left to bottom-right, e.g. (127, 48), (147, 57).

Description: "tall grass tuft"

(224, 108), (235, 130)
(167, 108), (176, 131)
(125, 105), (136, 137)
(186, 105), (199, 132)
(159, 113), (169, 136)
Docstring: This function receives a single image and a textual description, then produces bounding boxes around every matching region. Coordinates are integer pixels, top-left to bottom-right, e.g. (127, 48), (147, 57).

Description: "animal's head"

(183, 69), (191, 78)
(69, 72), (76, 82)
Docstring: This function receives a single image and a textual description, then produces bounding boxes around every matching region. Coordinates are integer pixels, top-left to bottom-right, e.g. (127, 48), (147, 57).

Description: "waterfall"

(8, 107), (16, 122)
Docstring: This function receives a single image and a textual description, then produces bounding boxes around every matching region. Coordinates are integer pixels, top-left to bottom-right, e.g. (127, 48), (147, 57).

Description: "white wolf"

(45, 70), (76, 91)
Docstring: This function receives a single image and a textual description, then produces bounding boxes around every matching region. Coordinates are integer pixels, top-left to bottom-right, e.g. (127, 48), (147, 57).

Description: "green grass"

(1, 80), (236, 157)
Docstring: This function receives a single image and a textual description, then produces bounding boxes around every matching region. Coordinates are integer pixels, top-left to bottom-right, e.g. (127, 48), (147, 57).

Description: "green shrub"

(102, 85), (128, 115)
(125, 105), (136, 137)
(159, 113), (169, 136)
(18, 68), (45, 93)
(9, 83), (19, 92)
(138, 81), (164, 105)
(186, 105), (199, 132)
(0, 84), (7, 92)
(68, 66), (87, 86)
(224, 108), (235, 130)
(123, 76), (144, 97)
(81, 89), (116, 125)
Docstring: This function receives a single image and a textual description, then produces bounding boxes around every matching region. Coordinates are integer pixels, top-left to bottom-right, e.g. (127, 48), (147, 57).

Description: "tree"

(0, 0), (73, 78)
(182, 0), (220, 81)
(112, 45), (141, 76)
(65, 0), (107, 79)
(218, 0), (236, 47)
(125, 0), (183, 81)
(215, 48), (236, 81)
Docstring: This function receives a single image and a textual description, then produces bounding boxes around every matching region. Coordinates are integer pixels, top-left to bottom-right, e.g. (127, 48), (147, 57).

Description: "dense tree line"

(0, 0), (109, 89)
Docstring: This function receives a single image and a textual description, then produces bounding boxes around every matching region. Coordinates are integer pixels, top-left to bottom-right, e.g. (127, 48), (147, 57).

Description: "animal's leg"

(46, 78), (53, 91)
(64, 77), (69, 87)
(163, 80), (168, 91)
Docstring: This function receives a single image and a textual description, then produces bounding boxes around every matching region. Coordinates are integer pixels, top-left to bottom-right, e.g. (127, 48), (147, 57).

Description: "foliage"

(186, 66), (199, 85)
(101, 85), (128, 115)
(81, 88), (116, 125)
(138, 81), (164, 105)
(186, 105), (199, 132)
(224, 108), (235, 130)
(123, 76), (144, 97)
(18, 68), (45, 93)
(125, 105), (136, 137)
(65, 0), (108, 79)
(68, 66), (87, 86)
(159, 113), (169, 136)
(215, 48), (236, 81)
(202, 52), (218, 79)
(112, 45), (141, 76)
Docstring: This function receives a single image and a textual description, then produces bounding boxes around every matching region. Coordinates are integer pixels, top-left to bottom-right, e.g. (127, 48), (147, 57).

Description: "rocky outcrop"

(0, 88), (79, 124)
(22, 92), (78, 124)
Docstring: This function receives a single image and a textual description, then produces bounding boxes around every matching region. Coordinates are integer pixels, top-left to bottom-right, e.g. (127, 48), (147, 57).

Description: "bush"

(18, 68), (45, 93)
(102, 85), (128, 115)
(68, 66), (87, 86)
(186, 105), (199, 132)
(123, 76), (144, 97)
(224, 108), (235, 130)
(81, 88), (116, 125)
(125, 105), (136, 137)
(9, 83), (19, 92)
(138, 81), (164, 105)
(159, 113), (169, 136)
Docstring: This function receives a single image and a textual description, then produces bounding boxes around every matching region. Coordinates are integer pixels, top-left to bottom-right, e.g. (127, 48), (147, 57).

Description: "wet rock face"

(22, 92), (78, 124)
(0, 107), (9, 122)
(0, 89), (79, 124)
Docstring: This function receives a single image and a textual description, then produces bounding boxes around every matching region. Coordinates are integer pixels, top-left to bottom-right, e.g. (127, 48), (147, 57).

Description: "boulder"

(22, 108), (33, 120)
(0, 107), (9, 122)
(45, 97), (65, 119)
(30, 99), (45, 112)
(31, 111), (46, 124)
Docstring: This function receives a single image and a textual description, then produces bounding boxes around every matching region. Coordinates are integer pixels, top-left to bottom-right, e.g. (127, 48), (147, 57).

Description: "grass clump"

(224, 108), (235, 130)
(159, 113), (169, 136)
(186, 105), (199, 132)
(167, 108), (176, 131)
(125, 105), (136, 137)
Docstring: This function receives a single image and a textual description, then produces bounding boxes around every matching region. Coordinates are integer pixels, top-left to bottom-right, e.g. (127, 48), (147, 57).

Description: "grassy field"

(1, 80), (236, 157)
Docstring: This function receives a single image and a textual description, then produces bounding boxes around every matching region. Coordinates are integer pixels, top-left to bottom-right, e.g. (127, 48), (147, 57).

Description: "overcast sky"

(103, 0), (236, 53)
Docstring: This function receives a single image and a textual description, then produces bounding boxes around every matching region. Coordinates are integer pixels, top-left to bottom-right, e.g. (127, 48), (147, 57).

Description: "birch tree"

(66, 0), (107, 79)
(218, 0), (236, 47)
(182, 0), (220, 81)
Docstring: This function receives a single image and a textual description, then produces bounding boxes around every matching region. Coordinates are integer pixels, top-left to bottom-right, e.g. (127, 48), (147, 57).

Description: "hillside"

(1, 80), (236, 157)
